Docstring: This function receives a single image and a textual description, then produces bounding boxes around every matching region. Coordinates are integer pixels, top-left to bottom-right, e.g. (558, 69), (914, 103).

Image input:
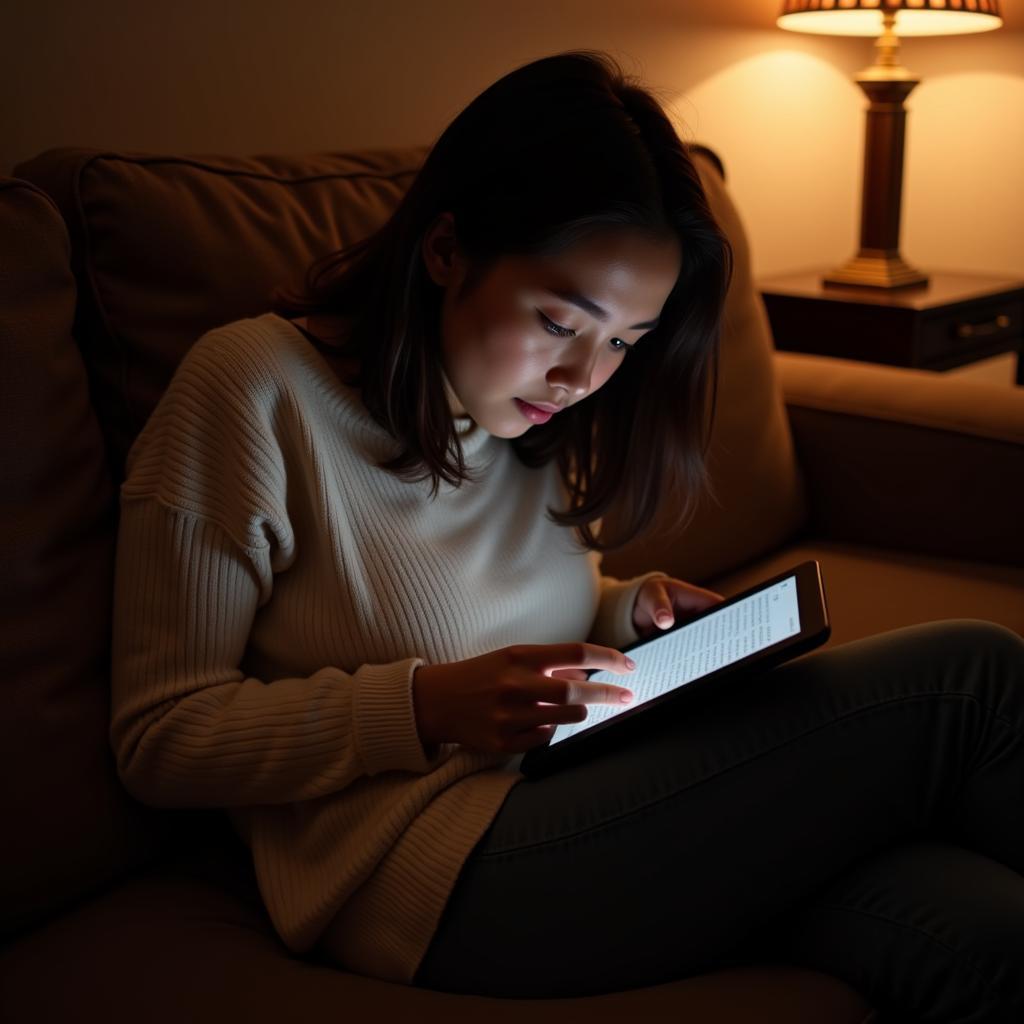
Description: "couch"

(2, 138), (1022, 1022)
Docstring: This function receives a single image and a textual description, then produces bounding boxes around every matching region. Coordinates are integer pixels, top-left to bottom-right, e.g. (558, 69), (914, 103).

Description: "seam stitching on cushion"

(81, 150), (428, 185)
(70, 149), (427, 467)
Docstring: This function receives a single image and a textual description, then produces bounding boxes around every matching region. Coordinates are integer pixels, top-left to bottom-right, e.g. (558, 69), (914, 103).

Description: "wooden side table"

(758, 269), (1024, 386)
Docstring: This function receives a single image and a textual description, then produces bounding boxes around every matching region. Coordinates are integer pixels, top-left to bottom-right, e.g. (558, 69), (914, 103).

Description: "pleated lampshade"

(777, 0), (1003, 37)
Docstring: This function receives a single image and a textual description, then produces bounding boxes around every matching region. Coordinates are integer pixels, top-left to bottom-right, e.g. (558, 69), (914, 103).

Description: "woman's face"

(422, 213), (682, 439)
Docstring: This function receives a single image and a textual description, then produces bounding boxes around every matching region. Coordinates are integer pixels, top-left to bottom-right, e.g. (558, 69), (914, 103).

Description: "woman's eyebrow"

(546, 288), (660, 330)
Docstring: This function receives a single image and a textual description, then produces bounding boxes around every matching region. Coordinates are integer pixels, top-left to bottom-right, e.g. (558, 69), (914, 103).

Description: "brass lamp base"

(823, 250), (929, 289)
(820, 11), (932, 292)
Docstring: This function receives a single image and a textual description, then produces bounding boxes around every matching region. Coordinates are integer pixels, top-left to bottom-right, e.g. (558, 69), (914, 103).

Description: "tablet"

(518, 560), (831, 779)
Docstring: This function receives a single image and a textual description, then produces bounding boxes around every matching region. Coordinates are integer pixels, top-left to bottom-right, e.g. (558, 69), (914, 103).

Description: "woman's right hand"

(412, 643), (637, 755)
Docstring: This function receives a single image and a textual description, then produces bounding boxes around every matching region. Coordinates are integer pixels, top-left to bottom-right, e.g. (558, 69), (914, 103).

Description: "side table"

(758, 269), (1024, 386)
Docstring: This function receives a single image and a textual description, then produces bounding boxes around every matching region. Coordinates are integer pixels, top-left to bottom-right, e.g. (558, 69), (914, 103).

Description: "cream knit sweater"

(109, 312), (667, 984)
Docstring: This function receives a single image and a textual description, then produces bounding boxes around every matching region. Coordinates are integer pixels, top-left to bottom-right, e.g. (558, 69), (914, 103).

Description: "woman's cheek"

(490, 328), (547, 376)
(591, 355), (621, 393)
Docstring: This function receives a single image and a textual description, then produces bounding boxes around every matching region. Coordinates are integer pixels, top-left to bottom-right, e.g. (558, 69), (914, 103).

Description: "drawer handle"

(956, 314), (1010, 339)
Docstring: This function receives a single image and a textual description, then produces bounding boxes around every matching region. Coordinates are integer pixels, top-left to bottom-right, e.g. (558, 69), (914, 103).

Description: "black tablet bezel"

(518, 560), (830, 779)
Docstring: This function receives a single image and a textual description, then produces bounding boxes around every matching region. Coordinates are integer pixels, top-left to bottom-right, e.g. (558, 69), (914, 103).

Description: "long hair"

(271, 49), (733, 552)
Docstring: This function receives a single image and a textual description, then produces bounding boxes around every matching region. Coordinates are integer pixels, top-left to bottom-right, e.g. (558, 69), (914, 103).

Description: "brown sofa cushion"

(0, 836), (874, 1024)
(12, 147), (429, 483)
(1, 152), (868, 1017)
(0, 178), (172, 939)
(14, 145), (807, 586)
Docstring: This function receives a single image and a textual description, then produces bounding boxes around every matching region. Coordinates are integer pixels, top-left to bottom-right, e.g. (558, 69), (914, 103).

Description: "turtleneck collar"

(452, 414), (493, 465)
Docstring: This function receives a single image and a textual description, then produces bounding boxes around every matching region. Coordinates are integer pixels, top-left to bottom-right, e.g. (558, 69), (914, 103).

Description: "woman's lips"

(514, 398), (555, 424)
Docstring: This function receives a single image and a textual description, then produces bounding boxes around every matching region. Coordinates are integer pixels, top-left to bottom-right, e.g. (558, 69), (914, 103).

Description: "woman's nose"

(548, 343), (600, 399)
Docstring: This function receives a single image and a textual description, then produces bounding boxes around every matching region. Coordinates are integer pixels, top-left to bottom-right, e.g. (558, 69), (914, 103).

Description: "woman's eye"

(539, 312), (575, 338)
(538, 312), (632, 352)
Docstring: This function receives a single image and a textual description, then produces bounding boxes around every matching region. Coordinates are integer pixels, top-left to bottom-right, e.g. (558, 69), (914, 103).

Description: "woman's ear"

(421, 211), (459, 286)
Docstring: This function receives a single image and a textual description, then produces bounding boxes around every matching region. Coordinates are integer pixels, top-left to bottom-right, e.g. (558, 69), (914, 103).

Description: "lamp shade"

(778, 0), (1003, 36)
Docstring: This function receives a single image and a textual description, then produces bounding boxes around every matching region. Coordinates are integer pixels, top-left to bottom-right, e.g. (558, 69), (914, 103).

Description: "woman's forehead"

(503, 231), (681, 306)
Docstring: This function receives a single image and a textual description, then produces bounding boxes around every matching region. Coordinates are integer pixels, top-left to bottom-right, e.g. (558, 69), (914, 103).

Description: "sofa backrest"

(13, 146), (430, 483)
(0, 179), (169, 940)
(2, 149), (429, 941)
(2, 142), (807, 938)
(15, 144), (806, 581)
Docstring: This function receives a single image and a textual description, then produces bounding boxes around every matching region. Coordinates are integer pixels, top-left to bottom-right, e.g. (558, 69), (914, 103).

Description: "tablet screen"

(546, 574), (801, 747)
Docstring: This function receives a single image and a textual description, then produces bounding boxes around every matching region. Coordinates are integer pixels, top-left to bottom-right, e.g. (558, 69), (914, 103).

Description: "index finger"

(512, 642), (635, 675)
(533, 675), (636, 707)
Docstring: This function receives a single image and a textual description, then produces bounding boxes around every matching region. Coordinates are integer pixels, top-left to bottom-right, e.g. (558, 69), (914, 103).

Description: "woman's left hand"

(632, 576), (726, 639)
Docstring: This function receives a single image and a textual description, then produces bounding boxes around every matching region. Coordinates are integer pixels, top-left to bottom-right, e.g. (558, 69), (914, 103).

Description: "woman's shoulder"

(128, 316), (303, 469)
(188, 312), (390, 445)
(205, 310), (312, 360)
(179, 313), (293, 387)
(178, 312), (353, 403)
(121, 318), (304, 551)
(123, 311), (375, 522)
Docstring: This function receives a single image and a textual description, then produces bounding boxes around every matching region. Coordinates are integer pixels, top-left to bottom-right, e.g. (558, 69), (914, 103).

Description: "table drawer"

(921, 296), (1023, 363)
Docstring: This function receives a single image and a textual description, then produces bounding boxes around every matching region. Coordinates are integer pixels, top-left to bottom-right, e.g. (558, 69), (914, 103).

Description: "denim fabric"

(413, 619), (1024, 1021)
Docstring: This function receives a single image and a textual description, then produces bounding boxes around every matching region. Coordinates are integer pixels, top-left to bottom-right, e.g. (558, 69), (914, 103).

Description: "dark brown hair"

(271, 49), (733, 552)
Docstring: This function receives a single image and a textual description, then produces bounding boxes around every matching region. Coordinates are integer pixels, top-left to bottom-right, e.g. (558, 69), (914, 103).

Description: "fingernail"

(625, 657), (636, 669)
(657, 614), (672, 627)
(620, 691), (634, 704)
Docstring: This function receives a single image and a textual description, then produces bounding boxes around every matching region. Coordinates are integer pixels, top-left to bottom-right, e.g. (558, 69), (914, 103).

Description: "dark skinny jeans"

(413, 619), (1024, 1023)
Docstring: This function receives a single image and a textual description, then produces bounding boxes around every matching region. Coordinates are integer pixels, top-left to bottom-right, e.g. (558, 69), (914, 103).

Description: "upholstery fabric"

(776, 351), (1024, 568)
(13, 146), (806, 587)
(12, 147), (430, 481)
(0, 142), (878, 1019)
(0, 180), (173, 938)
(0, 834), (874, 1024)
(12, 132), (1019, 1019)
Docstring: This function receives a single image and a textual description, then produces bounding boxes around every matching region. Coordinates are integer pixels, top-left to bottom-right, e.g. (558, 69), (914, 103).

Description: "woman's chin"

(460, 407), (524, 439)
(492, 417), (535, 439)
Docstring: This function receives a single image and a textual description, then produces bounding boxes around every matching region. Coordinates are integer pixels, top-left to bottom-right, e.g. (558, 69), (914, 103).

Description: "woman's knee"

(938, 619), (1024, 674)
(772, 841), (1024, 1021)
(939, 618), (1023, 647)
(897, 618), (1024, 667)
(905, 620), (1024, 717)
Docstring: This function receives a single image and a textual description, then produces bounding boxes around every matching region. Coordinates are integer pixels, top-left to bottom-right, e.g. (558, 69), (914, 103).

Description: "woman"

(110, 50), (1024, 1019)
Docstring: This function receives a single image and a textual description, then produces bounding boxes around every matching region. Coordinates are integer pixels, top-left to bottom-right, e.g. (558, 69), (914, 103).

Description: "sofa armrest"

(774, 351), (1024, 567)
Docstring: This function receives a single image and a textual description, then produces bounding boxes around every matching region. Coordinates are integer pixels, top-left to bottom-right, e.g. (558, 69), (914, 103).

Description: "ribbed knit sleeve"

(109, 326), (455, 809)
(110, 497), (452, 808)
(119, 327), (300, 577)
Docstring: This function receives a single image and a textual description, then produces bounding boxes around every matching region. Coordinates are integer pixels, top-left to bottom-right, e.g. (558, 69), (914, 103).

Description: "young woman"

(110, 50), (1024, 1020)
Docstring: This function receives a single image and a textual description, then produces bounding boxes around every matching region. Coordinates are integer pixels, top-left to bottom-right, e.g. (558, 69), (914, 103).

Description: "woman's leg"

(739, 840), (1024, 1024)
(413, 619), (1024, 1019)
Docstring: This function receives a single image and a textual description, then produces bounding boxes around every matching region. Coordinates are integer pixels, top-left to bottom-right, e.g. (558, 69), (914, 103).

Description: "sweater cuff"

(589, 570), (671, 651)
(352, 657), (451, 775)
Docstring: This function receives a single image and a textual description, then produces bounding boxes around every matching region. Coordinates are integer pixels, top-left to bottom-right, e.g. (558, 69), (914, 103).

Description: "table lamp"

(777, 0), (1003, 290)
